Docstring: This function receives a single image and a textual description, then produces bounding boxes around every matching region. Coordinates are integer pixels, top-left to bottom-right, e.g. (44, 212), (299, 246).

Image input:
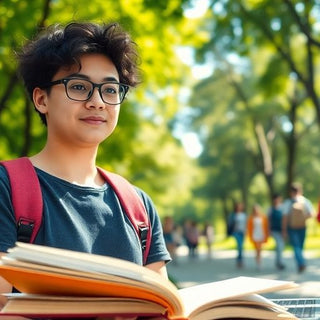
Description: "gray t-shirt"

(0, 166), (170, 266)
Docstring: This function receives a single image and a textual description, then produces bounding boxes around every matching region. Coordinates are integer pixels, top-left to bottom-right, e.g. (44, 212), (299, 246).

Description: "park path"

(167, 246), (320, 299)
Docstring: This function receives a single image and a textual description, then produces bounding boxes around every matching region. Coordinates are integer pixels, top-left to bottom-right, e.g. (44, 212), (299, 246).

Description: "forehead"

(54, 54), (119, 81)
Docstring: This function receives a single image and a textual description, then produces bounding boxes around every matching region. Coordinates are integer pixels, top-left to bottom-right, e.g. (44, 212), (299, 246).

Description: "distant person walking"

(203, 222), (215, 258)
(184, 220), (200, 258)
(282, 183), (313, 273)
(317, 197), (320, 224)
(268, 193), (286, 270)
(247, 204), (269, 270)
(228, 202), (247, 268)
(163, 216), (177, 261)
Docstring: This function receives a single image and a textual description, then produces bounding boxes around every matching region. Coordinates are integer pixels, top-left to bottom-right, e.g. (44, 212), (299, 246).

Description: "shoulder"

(0, 165), (12, 206)
(0, 165), (10, 190)
(300, 196), (311, 204)
(300, 196), (313, 213)
(0, 166), (11, 207)
(240, 212), (247, 219)
(0, 164), (9, 177)
(281, 199), (292, 215)
(134, 186), (153, 206)
(133, 186), (159, 221)
(100, 169), (157, 214)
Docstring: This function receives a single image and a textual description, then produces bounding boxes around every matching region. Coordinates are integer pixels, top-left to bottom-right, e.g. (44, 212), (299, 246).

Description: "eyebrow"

(67, 73), (119, 82)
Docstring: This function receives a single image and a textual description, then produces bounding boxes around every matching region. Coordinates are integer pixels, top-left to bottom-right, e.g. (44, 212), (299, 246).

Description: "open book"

(0, 242), (298, 319)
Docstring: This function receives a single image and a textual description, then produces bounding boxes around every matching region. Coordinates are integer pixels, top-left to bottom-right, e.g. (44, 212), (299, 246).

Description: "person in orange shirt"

(247, 204), (269, 270)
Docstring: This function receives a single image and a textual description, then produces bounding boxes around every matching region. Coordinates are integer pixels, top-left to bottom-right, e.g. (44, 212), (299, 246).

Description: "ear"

(33, 87), (49, 114)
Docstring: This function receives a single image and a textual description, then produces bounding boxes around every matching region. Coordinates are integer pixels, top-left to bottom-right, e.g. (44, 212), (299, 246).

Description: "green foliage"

(185, 0), (320, 223)
(0, 0), (200, 216)
(2, 0), (320, 228)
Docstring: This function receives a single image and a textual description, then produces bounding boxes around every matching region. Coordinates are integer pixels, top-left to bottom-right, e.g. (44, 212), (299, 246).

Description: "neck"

(30, 144), (105, 187)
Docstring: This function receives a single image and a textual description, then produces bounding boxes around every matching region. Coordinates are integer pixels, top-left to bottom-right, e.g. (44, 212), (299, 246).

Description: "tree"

(181, 1), (320, 232)
(0, 0), (201, 214)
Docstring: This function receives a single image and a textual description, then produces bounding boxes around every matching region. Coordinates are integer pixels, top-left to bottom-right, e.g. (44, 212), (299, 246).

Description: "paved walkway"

(167, 246), (320, 299)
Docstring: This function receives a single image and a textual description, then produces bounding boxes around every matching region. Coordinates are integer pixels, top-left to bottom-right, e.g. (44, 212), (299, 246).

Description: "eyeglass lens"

(66, 79), (126, 104)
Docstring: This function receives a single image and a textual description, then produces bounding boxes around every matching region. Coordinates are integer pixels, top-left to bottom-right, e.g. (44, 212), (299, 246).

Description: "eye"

(72, 84), (86, 91)
(68, 80), (91, 92)
(102, 84), (119, 95)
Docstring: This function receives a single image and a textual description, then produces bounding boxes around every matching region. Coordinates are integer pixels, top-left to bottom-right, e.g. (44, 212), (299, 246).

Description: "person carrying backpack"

(282, 183), (313, 273)
(0, 21), (171, 307)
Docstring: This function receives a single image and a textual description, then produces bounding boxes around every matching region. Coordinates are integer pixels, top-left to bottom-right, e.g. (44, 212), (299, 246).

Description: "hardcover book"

(0, 242), (298, 319)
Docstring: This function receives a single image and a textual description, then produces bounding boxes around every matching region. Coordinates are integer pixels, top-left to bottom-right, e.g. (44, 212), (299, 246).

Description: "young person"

(267, 193), (286, 270)
(247, 204), (269, 270)
(228, 202), (247, 268)
(0, 21), (171, 301)
(282, 183), (313, 273)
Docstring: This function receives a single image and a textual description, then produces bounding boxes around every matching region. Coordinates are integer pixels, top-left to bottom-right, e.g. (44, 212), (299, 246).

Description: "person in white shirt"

(282, 183), (313, 273)
(228, 202), (247, 268)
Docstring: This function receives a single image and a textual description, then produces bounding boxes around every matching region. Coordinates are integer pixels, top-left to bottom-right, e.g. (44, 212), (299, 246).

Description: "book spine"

(0, 312), (168, 319)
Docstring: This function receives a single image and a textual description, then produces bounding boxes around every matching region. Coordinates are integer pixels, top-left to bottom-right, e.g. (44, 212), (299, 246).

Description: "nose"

(85, 87), (105, 110)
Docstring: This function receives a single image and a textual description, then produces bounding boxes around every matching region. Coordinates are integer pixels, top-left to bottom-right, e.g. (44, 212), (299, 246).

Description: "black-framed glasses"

(42, 77), (129, 105)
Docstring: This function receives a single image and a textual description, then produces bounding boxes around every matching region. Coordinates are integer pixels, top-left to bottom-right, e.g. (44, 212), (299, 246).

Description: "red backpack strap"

(0, 157), (43, 243)
(97, 167), (151, 265)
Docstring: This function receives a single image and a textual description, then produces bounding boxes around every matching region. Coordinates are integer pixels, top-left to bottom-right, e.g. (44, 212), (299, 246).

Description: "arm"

(145, 260), (168, 278)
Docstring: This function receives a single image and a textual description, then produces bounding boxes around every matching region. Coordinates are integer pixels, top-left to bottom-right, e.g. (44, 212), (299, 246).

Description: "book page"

(0, 264), (183, 317)
(190, 304), (297, 320)
(1, 294), (296, 320)
(0, 243), (184, 317)
(0, 244), (297, 320)
(178, 277), (297, 317)
(1, 294), (168, 318)
(188, 294), (294, 319)
(8, 242), (167, 284)
(5, 242), (179, 296)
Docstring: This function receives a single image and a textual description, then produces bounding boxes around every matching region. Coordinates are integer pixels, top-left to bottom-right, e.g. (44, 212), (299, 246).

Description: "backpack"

(0, 157), (151, 265)
(288, 200), (308, 229)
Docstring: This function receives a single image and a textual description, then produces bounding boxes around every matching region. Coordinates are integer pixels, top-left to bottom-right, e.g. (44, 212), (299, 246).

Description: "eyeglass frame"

(41, 77), (130, 105)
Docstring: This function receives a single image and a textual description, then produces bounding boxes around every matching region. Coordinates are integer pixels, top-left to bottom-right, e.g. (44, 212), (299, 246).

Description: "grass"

(200, 220), (320, 257)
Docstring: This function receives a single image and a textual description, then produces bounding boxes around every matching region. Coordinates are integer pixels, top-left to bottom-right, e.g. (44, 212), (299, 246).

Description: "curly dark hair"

(17, 22), (141, 124)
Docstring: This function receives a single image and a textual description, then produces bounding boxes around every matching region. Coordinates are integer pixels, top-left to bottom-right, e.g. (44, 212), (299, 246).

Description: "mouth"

(80, 116), (107, 125)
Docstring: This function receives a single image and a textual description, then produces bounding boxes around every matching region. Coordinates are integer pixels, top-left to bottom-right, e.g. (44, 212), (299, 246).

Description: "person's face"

(290, 190), (298, 198)
(274, 196), (282, 205)
(33, 54), (122, 148)
(236, 203), (243, 212)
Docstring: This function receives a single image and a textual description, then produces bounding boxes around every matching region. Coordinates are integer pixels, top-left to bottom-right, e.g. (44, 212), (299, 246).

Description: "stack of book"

(0, 242), (298, 319)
